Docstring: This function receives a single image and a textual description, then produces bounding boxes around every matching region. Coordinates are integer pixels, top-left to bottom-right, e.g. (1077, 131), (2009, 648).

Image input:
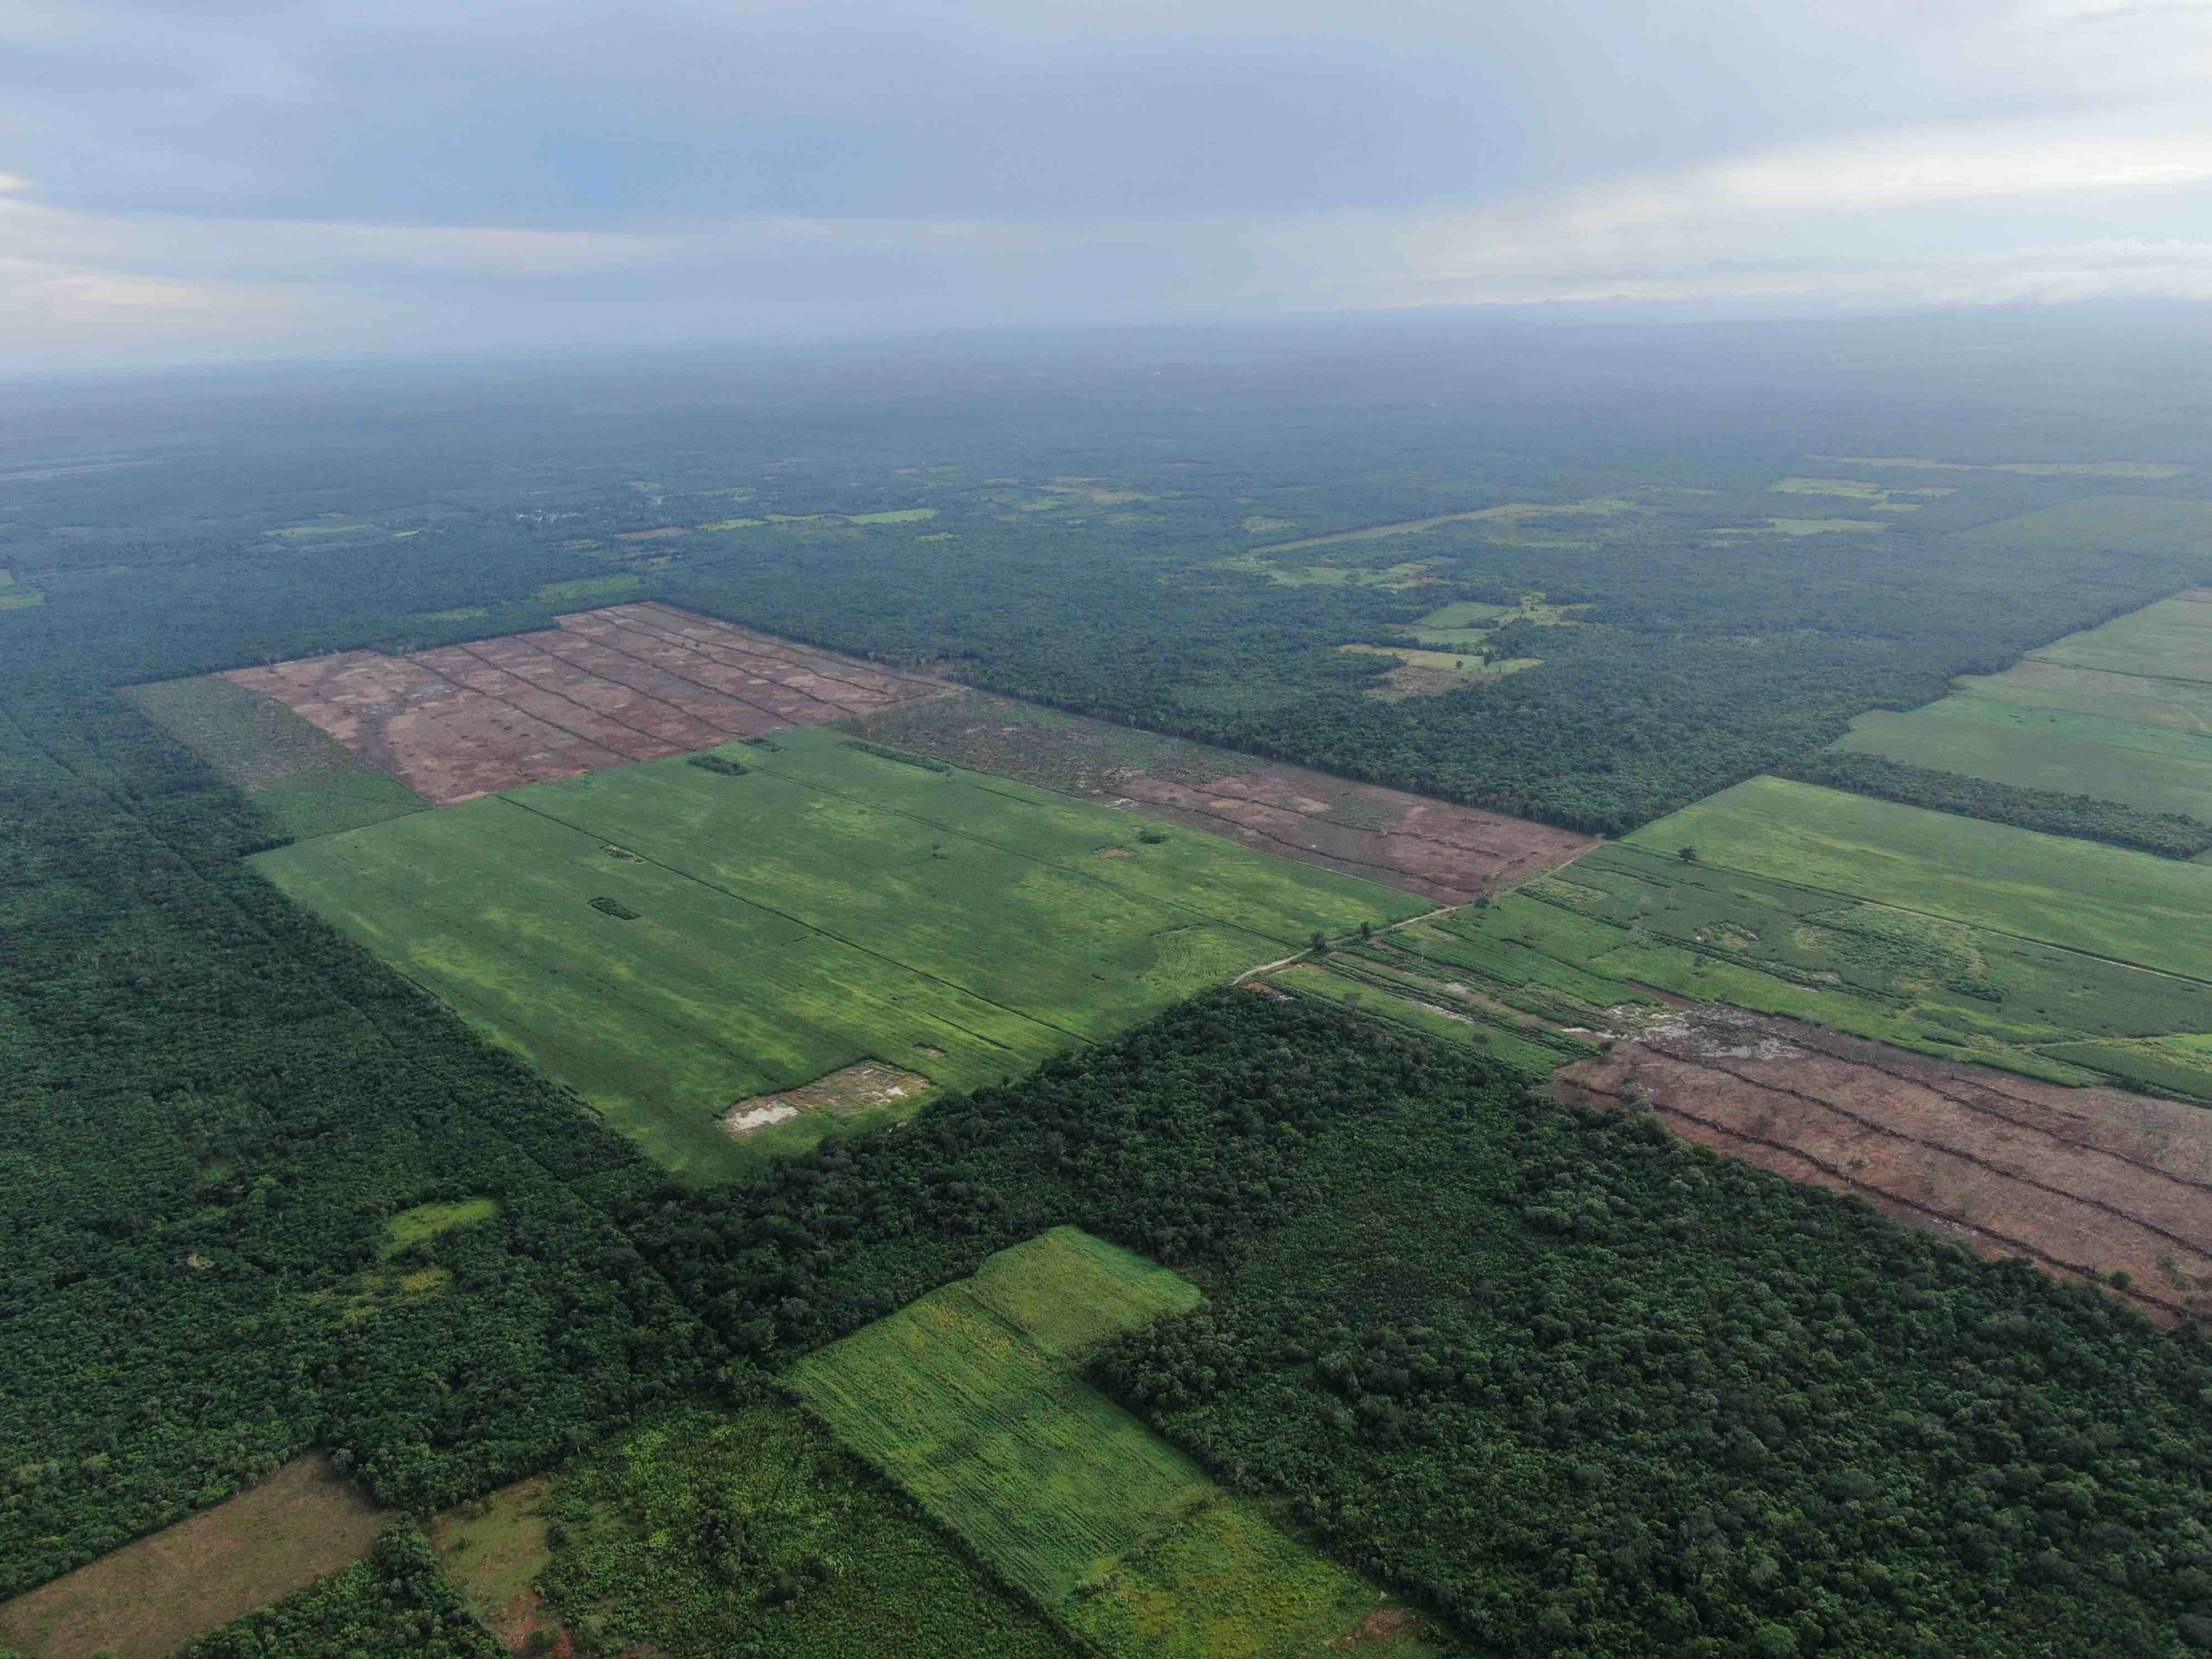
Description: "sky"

(3, 0), (2211, 367)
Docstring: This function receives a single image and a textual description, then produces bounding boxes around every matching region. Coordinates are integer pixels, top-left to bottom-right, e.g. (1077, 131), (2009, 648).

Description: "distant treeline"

(1780, 748), (2212, 858)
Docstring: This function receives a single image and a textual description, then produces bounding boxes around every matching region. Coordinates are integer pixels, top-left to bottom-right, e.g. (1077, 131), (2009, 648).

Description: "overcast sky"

(5, 0), (2211, 366)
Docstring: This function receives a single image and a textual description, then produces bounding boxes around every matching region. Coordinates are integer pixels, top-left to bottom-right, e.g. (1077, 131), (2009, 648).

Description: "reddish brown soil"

(1109, 766), (1592, 905)
(225, 602), (950, 804)
(845, 692), (1593, 905)
(1554, 1007), (2212, 1325)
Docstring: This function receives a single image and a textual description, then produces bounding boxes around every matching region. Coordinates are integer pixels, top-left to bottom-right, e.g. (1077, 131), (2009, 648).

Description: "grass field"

(789, 1229), (1433, 1659)
(251, 728), (1421, 1179)
(127, 674), (426, 842)
(0, 1458), (384, 1659)
(1836, 696), (2212, 822)
(1628, 777), (2212, 980)
(2028, 592), (2212, 683)
(1955, 658), (2212, 733)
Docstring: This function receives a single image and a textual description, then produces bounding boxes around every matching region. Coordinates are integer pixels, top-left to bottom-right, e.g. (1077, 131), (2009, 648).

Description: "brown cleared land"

(723, 1059), (933, 1137)
(1553, 1006), (2212, 1325)
(0, 1456), (385, 1659)
(843, 691), (1593, 905)
(225, 601), (951, 804)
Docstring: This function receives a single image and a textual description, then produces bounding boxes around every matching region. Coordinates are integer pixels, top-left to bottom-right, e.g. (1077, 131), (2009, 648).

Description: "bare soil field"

(225, 601), (951, 803)
(1553, 1006), (2212, 1325)
(0, 1456), (385, 1659)
(844, 691), (1593, 905)
(722, 1059), (933, 1137)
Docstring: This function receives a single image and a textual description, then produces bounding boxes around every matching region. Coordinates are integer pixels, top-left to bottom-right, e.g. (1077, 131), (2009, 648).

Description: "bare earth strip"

(844, 691), (1593, 906)
(1553, 1007), (2212, 1325)
(225, 602), (951, 803)
(0, 1456), (385, 1659)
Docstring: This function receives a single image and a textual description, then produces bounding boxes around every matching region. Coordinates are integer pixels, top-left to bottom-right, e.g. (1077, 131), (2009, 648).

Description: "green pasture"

(251, 728), (1417, 1179)
(2029, 594), (2212, 684)
(1627, 777), (2212, 982)
(1836, 696), (2212, 823)
(1955, 658), (2212, 734)
(1952, 494), (2212, 555)
(789, 1229), (1433, 1659)
(127, 674), (426, 842)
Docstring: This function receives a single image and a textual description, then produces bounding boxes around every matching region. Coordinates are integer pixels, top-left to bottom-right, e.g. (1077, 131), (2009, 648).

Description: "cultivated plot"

(0, 1457), (384, 1659)
(789, 1229), (1433, 1659)
(844, 690), (1593, 906)
(224, 601), (951, 804)
(251, 728), (1423, 1179)
(1553, 1005), (2212, 1325)
(1836, 696), (2212, 825)
(126, 672), (427, 841)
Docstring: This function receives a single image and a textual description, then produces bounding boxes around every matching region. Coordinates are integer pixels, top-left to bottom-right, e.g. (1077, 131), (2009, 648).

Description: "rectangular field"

(126, 674), (427, 841)
(844, 690), (1593, 906)
(224, 601), (952, 805)
(1835, 696), (2212, 823)
(2026, 590), (2212, 683)
(0, 1457), (384, 1659)
(1625, 776), (2212, 982)
(788, 1229), (1433, 1659)
(251, 728), (1424, 1179)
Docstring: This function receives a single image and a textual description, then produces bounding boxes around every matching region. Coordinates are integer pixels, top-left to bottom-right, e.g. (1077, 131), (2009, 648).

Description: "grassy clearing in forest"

(2028, 593), (2212, 684)
(790, 1229), (1433, 1659)
(0, 1458), (384, 1659)
(125, 674), (426, 841)
(251, 728), (1417, 1179)
(1836, 697), (2212, 823)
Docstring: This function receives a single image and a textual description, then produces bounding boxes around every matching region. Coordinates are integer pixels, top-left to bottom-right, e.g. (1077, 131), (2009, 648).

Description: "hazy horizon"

(6, 0), (2212, 371)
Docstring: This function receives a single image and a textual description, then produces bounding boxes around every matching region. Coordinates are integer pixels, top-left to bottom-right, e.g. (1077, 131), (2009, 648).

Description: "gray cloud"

(3, 0), (2209, 366)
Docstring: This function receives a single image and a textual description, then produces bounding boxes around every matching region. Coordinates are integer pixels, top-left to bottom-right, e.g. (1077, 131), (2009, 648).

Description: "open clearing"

(1629, 776), (2212, 981)
(1554, 1005), (2212, 1325)
(1836, 696), (2212, 823)
(251, 727), (1422, 1178)
(2028, 589), (2212, 684)
(126, 672), (428, 840)
(789, 1229), (1433, 1659)
(224, 601), (951, 804)
(722, 1058), (931, 1136)
(429, 1477), (558, 1655)
(842, 690), (1593, 905)
(0, 1457), (384, 1659)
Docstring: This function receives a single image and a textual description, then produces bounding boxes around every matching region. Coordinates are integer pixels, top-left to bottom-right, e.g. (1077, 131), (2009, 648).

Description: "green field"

(788, 1230), (1433, 1659)
(126, 674), (427, 841)
(1629, 776), (2212, 980)
(1835, 696), (2212, 822)
(2028, 592), (2212, 683)
(250, 728), (1422, 1179)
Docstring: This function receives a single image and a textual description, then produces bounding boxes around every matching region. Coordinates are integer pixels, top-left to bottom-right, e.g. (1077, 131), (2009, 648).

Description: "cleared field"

(125, 674), (426, 840)
(1836, 696), (2212, 823)
(1554, 1006), (2212, 1325)
(0, 1457), (384, 1659)
(1627, 776), (2212, 981)
(1382, 837), (2212, 1095)
(2029, 591), (2212, 684)
(251, 728), (1422, 1178)
(789, 1229), (1433, 1658)
(226, 601), (952, 804)
(429, 1477), (556, 1653)
(845, 691), (1592, 906)
(1956, 658), (2212, 733)
(1951, 495), (2212, 556)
